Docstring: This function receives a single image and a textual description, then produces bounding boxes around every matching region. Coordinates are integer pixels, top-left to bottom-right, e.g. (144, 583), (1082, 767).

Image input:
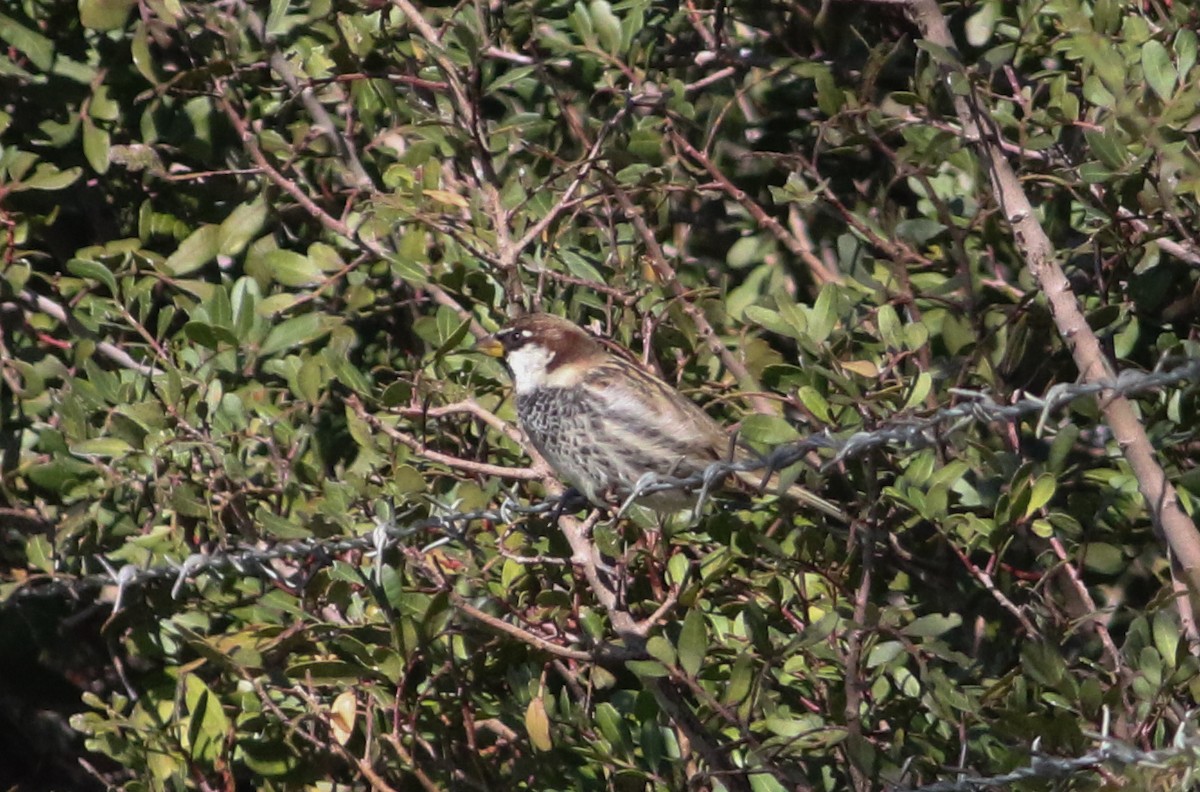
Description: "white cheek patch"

(506, 345), (554, 394)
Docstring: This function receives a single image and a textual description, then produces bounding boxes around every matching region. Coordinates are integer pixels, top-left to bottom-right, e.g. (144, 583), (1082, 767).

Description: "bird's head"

(476, 313), (604, 393)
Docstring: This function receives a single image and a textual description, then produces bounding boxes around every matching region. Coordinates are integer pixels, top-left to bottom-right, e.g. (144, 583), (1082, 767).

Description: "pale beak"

(474, 336), (505, 358)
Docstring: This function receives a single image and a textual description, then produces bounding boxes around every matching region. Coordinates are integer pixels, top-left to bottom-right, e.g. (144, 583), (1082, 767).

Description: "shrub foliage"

(2, 0), (1200, 790)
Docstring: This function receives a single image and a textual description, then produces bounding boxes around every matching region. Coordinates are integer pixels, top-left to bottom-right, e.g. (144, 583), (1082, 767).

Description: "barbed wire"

(5, 355), (1200, 611)
(4, 358), (1200, 790)
(898, 707), (1200, 791)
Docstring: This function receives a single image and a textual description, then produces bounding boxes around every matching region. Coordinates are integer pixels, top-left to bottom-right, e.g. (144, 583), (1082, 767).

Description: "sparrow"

(477, 313), (844, 520)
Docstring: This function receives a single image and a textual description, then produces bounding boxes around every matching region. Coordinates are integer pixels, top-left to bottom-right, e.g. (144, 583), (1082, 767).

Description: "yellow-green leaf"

(163, 225), (220, 276)
(525, 697), (552, 752)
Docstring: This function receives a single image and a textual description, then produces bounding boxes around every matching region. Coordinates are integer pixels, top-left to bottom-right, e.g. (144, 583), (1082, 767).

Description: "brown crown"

(498, 313), (604, 371)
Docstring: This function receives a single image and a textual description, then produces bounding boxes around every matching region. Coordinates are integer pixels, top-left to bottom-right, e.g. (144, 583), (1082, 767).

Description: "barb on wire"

(4, 356), (1199, 609)
(900, 735), (1200, 791)
(899, 707), (1200, 790)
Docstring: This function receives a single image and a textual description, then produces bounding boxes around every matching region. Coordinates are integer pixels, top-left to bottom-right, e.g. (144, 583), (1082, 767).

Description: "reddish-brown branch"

(213, 88), (485, 338)
(1047, 537), (1123, 672)
(669, 128), (840, 286)
(947, 542), (1038, 636)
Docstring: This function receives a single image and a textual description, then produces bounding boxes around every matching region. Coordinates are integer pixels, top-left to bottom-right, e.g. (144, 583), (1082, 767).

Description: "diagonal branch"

(906, 0), (1200, 617)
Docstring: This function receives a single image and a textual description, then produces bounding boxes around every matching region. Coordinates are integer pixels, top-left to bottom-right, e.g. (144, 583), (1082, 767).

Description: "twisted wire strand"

(4, 356), (1199, 610)
(4, 360), (1200, 788)
(900, 707), (1200, 790)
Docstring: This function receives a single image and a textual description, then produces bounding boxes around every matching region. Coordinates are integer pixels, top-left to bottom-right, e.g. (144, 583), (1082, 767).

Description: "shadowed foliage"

(2, 0), (1200, 789)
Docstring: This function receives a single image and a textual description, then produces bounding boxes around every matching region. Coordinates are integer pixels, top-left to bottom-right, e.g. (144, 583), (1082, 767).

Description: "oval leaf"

(329, 690), (356, 746)
(524, 697), (553, 752)
(1143, 40), (1177, 100)
(163, 225), (220, 276)
(218, 198), (268, 257)
(70, 437), (134, 458)
(260, 314), (332, 356)
(678, 609), (707, 677)
(263, 249), (323, 287)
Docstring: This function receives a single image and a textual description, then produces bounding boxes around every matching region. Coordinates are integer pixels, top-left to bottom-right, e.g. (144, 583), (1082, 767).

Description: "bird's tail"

(733, 469), (847, 522)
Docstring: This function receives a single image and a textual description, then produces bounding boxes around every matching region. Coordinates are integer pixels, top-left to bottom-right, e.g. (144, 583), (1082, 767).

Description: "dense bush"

(2, 0), (1200, 789)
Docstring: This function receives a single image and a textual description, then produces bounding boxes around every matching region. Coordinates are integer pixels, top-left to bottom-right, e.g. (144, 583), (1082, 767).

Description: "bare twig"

(348, 395), (541, 481)
(669, 127), (841, 286)
(18, 290), (163, 377)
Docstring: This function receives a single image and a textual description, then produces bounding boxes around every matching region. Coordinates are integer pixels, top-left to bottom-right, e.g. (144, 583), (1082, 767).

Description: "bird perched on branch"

(476, 313), (844, 520)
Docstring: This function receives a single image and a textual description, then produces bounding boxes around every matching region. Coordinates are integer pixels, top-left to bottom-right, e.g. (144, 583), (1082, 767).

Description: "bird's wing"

(579, 357), (730, 461)
(578, 355), (847, 520)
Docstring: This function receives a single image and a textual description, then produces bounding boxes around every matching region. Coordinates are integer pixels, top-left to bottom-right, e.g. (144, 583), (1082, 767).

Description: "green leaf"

(325, 347), (371, 393)
(183, 675), (229, 762)
(1143, 40), (1177, 100)
(964, 1), (996, 47)
(88, 85), (120, 122)
(295, 357), (323, 404)
(285, 661), (367, 683)
(1082, 543), (1125, 574)
(218, 198), (268, 257)
(1084, 129), (1128, 171)
(1153, 610), (1180, 668)
(593, 702), (628, 753)
(589, 0), (621, 54)
(184, 320), (238, 350)
(82, 118), (111, 173)
(433, 316), (472, 358)
(17, 164), (82, 191)
(625, 660), (669, 678)
(877, 304), (901, 348)
(67, 258), (118, 295)
(264, 249), (323, 287)
(1020, 643), (1065, 687)
(260, 314), (332, 356)
(163, 225), (220, 276)
(866, 641), (905, 668)
(25, 535), (54, 574)
(1025, 473), (1056, 517)
(814, 68), (845, 116)
(70, 437), (134, 458)
(677, 609), (707, 677)
(745, 305), (800, 339)
(749, 774), (789, 792)
(0, 11), (54, 71)
(645, 635), (676, 666)
(903, 371), (932, 409)
(915, 40), (963, 69)
(1176, 30), (1197, 81)
(666, 552), (689, 588)
(739, 415), (800, 445)
(808, 284), (837, 343)
(901, 613), (961, 638)
(796, 386), (832, 423)
(723, 654), (754, 705)
(79, 0), (136, 31)
(131, 21), (158, 83)
(764, 713), (820, 738)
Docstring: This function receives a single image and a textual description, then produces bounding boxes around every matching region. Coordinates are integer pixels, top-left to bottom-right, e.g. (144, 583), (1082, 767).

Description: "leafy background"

(2, 0), (1200, 790)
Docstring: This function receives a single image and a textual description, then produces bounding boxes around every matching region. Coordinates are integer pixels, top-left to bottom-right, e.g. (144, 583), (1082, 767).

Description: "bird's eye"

(496, 328), (524, 349)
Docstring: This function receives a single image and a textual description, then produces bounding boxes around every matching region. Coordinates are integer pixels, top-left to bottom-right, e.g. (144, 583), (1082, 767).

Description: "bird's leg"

(643, 523), (666, 602)
(548, 486), (589, 524)
(725, 430), (740, 462)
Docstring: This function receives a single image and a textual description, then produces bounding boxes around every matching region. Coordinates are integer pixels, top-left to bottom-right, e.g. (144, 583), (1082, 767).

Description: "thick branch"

(906, 0), (1200, 603)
